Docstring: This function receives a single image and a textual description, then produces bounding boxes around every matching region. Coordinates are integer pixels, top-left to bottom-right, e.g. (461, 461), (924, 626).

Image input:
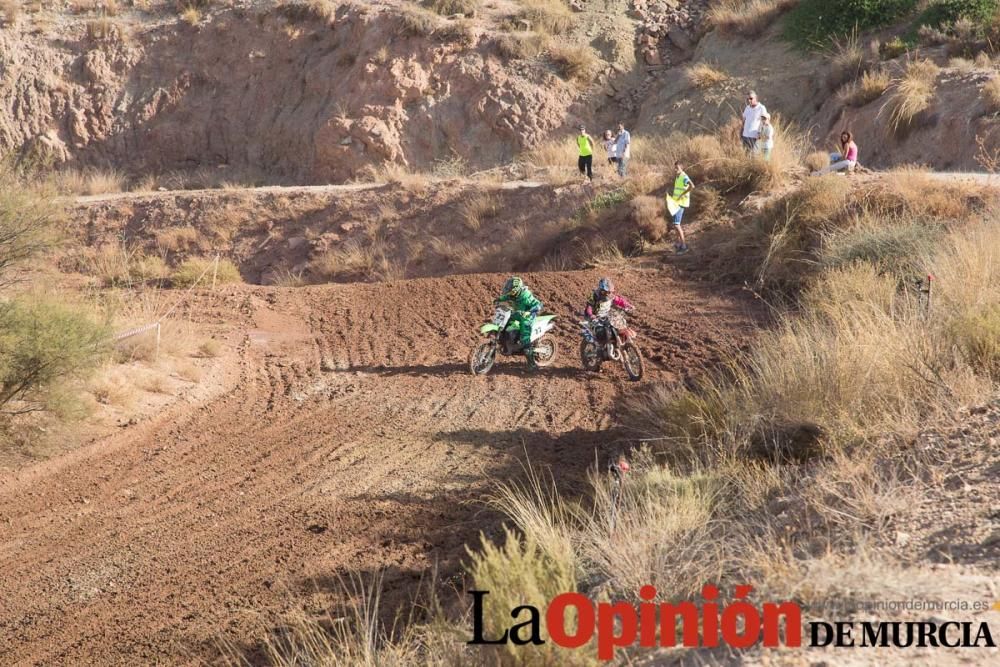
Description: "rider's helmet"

(597, 277), (614, 300)
(502, 276), (524, 299)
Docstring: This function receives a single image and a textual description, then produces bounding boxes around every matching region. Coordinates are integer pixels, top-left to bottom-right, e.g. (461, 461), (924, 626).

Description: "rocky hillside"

(3, 0), (1000, 182)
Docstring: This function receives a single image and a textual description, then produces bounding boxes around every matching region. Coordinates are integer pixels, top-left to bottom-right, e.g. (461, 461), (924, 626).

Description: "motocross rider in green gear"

(496, 276), (543, 368)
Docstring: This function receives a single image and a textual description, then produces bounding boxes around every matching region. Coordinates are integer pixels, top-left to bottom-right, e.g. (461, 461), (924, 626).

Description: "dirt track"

(0, 270), (758, 664)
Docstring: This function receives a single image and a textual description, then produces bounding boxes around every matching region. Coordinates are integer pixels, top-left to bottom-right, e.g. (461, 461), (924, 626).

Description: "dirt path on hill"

(0, 270), (759, 665)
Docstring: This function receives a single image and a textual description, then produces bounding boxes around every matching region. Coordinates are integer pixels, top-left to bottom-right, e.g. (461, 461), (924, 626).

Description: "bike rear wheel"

(621, 341), (644, 381)
(469, 341), (497, 375)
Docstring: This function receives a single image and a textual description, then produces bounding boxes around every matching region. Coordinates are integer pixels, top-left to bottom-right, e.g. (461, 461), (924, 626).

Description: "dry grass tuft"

(629, 195), (667, 242)
(839, 67), (891, 106)
(178, 5), (201, 25)
(549, 43), (600, 85)
(0, 0), (21, 25)
(423, 0), (478, 15)
(494, 31), (548, 59)
(685, 61), (730, 88)
(397, 4), (440, 36)
(458, 192), (500, 230)
(708, 0), (799, 38)
(826, 32), (865, 91)
(51, 167), (125, 195)
(983, 76), (1000, 113)
(882, 58), (940, 134)
(279, 0), (337, 23)
(517, 0), (573, 35)
(154, 226), (203, 253)
(195, 339), (223, 359)
(171, 256), (242, 288)
(175, 360), (203, 383)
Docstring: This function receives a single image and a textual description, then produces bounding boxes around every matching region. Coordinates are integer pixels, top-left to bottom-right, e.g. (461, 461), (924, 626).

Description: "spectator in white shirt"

(741, 90), (768, 153)
(615, 123), (631, 177)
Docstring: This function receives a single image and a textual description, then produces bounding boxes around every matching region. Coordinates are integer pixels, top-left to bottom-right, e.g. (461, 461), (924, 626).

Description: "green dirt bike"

(469, 303), (557, 375)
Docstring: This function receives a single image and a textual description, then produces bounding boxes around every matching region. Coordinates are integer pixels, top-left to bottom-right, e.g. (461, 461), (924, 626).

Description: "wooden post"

(211, 254), (219, 291)
(154, 322), (161, 361)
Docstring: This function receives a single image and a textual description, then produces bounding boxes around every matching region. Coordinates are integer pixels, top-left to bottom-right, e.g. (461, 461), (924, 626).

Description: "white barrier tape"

(114, 321), (160, 341)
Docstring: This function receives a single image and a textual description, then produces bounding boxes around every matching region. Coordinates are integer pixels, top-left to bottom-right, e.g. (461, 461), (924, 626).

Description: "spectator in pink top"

(815, 131), (859, 175)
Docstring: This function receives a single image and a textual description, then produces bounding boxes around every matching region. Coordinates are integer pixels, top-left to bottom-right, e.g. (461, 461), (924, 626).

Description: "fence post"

(155, 322), (161, 361)
(211, 254), (220, 291)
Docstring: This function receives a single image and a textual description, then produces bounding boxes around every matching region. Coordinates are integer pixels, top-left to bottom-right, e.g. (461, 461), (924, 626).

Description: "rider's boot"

(525, 347), (538, 370)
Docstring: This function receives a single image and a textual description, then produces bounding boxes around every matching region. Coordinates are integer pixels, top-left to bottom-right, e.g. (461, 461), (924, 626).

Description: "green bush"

(914, 0), (998, 31)
(0, 298), (109, 415)
(0, 168), (59, 286)
(785, 0), (919, 47)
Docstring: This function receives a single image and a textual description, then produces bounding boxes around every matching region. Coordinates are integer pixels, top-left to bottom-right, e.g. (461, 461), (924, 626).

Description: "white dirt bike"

(469, 304), (557, 375)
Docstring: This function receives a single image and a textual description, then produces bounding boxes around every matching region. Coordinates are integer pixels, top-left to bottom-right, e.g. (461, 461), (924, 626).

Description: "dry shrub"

(685, 61), (730, 88)
(85, 16), (119, 40)
(89, 369), (134, 407)
(374, 163), (430, 192)
(708, 0), (799, 38)
(175, 360), (203, 383)
(949, 56), (977, 73)
(826, 32), (865, 91)
(629, 195), (666, 242)
(195, 339), (223, 358)
(171, 256), (241, 288)
(423, 0), (478, 15)
(52, 167), (125, 195)
(458, 192), (500, 230)
(271, 268), (306, 287)
(154, 226), (202, 253)
(711, 176), (854, 291)
(983, 76), (1000, 113)
(804, 150), (829, 172)
(549, 44), (600, 85)
(438, 17), (477, 45)
(85, 241), (168, 286)
(136, 372), (170, 394)
(309, 237), (400, 282)
(278, 0), (337, 23)
(839, 67), (890, 106)
(882, 58), (940, 134)
(517, 0), (573, 35)
(820, 215), (940, 279)
(179, 5), (201, 25)
(629, 133), (682, 169)
(0, 0), (20, 25)
(876, 166), (988, 219)
(495, 31), (548, 59)
(397, 4), (440, 36)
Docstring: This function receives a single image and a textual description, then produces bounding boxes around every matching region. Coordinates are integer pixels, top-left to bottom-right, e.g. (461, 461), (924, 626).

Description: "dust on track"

(0, 269), (759, 665)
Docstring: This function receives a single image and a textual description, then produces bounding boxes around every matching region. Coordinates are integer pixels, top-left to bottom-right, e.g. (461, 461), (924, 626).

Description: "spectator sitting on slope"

(814, 130), (859, 175)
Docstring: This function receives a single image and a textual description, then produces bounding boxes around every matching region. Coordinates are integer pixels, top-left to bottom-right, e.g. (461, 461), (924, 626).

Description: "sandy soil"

(0, 269), (760, 664)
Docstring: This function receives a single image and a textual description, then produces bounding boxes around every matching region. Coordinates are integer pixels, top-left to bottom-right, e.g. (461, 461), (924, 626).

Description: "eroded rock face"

(0, 5), (576, 182)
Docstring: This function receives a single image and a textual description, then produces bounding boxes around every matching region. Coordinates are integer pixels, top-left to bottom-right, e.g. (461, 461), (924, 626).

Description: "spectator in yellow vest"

(667, 160), (694, 254)
(577, 125), (594, 182)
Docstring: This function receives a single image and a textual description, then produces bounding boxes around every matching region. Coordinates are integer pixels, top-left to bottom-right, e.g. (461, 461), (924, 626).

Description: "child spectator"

(758, 113), (774, 161)
(603, 130), (619, 172)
